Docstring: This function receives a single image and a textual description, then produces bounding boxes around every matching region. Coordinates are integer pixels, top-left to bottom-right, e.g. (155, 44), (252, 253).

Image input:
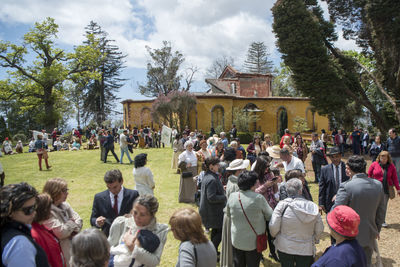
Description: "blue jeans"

(120, 146), (133, 164)
(392, 156), (400, 184)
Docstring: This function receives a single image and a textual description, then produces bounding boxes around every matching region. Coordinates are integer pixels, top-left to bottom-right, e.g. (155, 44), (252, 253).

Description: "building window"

(211, 105), (224, 130)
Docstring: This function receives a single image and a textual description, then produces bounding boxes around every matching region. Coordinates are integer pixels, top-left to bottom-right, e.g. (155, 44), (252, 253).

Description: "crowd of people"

(1, 124), (400, 267)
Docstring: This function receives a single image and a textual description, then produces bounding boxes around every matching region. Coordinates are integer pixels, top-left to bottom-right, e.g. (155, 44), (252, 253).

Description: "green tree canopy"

(243, 41), (274, 74)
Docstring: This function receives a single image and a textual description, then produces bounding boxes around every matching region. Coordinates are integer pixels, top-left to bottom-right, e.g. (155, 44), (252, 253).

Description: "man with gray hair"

(220, 132), (228, 148)
(270, 178), (323, 266)
(333, 155), (385, 266)
(310, 132), (326, 183)
(274, 148), (305, 173)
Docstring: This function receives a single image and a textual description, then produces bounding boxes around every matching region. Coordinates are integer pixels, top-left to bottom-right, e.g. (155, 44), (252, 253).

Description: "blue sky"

(0, 0), (358, 126)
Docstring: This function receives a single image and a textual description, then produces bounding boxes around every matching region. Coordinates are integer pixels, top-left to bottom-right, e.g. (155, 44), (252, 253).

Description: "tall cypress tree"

(81, 21), (126, 125)
(243, 42), (273, 74)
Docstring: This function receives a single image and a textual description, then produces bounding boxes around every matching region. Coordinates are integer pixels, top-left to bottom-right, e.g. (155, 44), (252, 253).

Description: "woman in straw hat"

(220, 159), (250, 267)
(312, 205), (367, 266)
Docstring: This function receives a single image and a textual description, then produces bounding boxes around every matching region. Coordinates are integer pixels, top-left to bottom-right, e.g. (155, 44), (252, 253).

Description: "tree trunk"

(43, 85), (56, 131)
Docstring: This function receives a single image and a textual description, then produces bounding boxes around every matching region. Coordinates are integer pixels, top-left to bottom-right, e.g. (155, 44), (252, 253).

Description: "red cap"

(5, 137), (8, 140)
(327, 205), (360, 238)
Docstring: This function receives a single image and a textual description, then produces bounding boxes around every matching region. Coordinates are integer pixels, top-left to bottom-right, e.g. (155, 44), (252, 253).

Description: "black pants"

(278, 251), (313, 267)
(210, 228), (222, 253)
(104, 147), (119, 163)
(232, 246), (261, 267)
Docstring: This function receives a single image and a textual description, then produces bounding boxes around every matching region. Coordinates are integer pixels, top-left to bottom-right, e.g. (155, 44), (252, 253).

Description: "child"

(111, 229), (160, 267)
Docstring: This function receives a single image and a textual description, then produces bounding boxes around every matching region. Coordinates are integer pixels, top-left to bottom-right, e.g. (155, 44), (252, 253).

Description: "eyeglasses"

(19, 204), (37, 216)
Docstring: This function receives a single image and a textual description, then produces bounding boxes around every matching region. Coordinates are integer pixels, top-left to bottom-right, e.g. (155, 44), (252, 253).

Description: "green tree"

(0, 18), (99, 130)
(139, 41), (197, 97)
(293, 116), (309, 133)
(272, 62), (301, 96)
(80, 21), (126, 125)
(243, 42), (273, 74)
(206, 55), (235, 78)
(272, 0), (390, 133)
(232, 107), (260, 132)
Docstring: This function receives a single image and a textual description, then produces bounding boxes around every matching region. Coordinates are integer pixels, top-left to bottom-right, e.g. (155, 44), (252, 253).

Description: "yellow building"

(121, 66), (329, 138)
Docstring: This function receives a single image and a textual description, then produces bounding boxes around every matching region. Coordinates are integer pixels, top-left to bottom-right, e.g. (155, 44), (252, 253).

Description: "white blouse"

(133, 167), (155, 195)
(178, 150), (197, 167)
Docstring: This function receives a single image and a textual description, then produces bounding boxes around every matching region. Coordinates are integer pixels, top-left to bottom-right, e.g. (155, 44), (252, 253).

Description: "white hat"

(226, 159), (250, 171)
(266, 145), (281, 159)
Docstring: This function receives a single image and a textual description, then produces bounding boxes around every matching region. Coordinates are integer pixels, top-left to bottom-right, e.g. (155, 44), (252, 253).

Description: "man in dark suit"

(333, 155), (385, 266)
(319, 147), (350, 214)
(104, 130), (119, 163)
(90, 169), (139, 236)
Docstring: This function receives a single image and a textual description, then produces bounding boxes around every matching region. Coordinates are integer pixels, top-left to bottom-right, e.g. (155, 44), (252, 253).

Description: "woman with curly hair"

(1, 182), (50, 266)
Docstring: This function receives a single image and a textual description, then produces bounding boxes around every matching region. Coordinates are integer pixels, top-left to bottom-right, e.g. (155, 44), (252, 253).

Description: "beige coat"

(43, 202), (83, 267)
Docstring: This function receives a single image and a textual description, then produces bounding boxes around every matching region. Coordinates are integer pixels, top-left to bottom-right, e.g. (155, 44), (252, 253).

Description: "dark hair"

(134, 153), (147, 168)
(202, 157), (220, 171)
(258, 151), (270, 157)
(312, 132), (318, 137)
(321, 129), (326, 133)
(389, 128), (397, 134)
(223, 147), (237, 162)
(280, 148), (290, 156)
(104, 169), (123, 184)
(175, 133), (181, 139)
(270, 167), (280, 176)
(234, 138), (240, 143)
(252, 135), (261, 144)
(0, 182), (38, 227)
(197, 135), (203, 140)
(285, 169), (303, 181)
(254, 156), (269, 184)
(238, 171), (258, 191)
(199, 140), (207, 146)
(284, 129), (290, 134)
(346, 155), (367, 173)
(34, 193), (52, 222)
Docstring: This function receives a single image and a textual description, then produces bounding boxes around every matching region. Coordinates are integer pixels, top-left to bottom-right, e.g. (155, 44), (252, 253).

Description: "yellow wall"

(123, 97), (329, 135)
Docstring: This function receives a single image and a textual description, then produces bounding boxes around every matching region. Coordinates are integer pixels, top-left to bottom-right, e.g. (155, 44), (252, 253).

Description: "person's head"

(123, 129), (128, 134)
(234, 138), (241, 145)
(33, 193), (52, 223)
(132, 195), (159, 227)
(327, 147), (342, 166)
(227, 159), (250, 176)
(346, 155), (367, 176)
(224, 147), (237, 162)
(327, 205), (360, 241)
(279, 148), (291, 162)
(311, 132), (318, 141)
(43, 178), (69, 206)
(184, 140), (194, 151)
(230, 141), (238, 149)
(253, 136), (260, 145)
(104, 169), (123, 195)
(134, 153), (147, 168)
(270, 167), (281, 181)
(321, 129), (326, 134)
(254, 156), (270, 183)
(286, 178), (303, 197)
(232, 124), (236, 128)
(197, 135), (203, 141)
(295, 135), (303, 145)
(377, 151), (392, 165)
(264, 134), (271, 141)
(220, 132), (226, 138)
(175, 133), (181, 140)
(284, 129), (290, 134)
(169, 208), (208, 244)
(284, 169), (304, 183)
(0, 182), (38, 227)
(389, 128), (397, 139)
(338, 129), (342, 134)
(375, 135), (381, 144)
(238, 171), (258, 191)
(37, 134), (43, 140)
(189, 132), (195, 138)
(202, 157), (220, 173)
(283, 136), (291, 145)
(216, 141), (224, 151)
(70, 228), (110, 267)
(200, 140), (207, 150)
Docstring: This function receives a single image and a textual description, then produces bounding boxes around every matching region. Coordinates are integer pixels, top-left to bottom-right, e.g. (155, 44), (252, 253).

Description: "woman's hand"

(123, 229), (138, 252)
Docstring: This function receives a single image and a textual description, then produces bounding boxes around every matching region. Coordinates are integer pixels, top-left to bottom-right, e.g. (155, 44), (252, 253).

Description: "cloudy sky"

(0, 0), (358, 121)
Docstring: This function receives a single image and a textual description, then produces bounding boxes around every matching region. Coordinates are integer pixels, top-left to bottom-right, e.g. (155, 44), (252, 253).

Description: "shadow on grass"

(381, 257), (396, 267)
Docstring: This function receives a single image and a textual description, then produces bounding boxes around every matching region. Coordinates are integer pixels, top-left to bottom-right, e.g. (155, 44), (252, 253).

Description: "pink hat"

(327, 205), (360, 238)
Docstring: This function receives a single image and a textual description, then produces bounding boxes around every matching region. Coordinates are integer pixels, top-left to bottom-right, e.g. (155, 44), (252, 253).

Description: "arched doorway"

(211, 105), (224, 130)
(305, 107), (315, 131)
(277, 106), (288, 137)
(140, 107), (152, 128)
(244, 103), (262, 132)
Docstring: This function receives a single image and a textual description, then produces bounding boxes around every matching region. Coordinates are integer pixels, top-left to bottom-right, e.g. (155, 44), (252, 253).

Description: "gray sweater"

(176, 241), (217, 267)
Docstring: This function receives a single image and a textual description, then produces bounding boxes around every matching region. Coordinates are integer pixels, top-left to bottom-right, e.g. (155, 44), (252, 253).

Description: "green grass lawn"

(1, 145), (322, 266)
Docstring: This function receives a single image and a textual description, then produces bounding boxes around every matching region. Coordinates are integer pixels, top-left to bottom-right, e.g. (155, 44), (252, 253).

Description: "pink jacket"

(368, 161), (400, 190)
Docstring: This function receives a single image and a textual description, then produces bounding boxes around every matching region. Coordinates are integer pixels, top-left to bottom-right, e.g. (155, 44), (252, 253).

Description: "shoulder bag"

(238, 192), (268, 253)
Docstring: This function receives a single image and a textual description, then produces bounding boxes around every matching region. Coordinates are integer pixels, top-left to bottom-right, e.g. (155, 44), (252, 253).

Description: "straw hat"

(226, 159), (250, 171)
(266, 145), (281, 158)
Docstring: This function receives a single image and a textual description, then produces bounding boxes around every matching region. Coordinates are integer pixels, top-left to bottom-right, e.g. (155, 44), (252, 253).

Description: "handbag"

(388, 185), (396, 199)
(238, 192), (268, 253)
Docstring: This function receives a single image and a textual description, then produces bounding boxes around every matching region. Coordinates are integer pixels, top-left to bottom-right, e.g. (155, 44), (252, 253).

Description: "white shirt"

(109, 186), (124, 214)
(178, 150), (197, 167)
(282, 156), (305, 173)
(119, 133), (128, 149)
(133, 166), (155, 195)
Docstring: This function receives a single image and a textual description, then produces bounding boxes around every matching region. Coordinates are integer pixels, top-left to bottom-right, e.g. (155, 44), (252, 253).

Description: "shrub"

(237, 132), (263, 144)
(12, 133), (27, 143)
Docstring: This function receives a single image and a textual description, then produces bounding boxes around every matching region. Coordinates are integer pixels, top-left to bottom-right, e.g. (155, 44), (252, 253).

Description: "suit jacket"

(90, 188), (139, 236)
(333, 173), (385, 249)
(319, 162), (349, 212)
(103, 134), (115, 149)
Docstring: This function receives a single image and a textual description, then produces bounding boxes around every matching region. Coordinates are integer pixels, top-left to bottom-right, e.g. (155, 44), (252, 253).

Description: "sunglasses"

(19, 204), (37, 216)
